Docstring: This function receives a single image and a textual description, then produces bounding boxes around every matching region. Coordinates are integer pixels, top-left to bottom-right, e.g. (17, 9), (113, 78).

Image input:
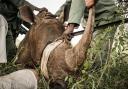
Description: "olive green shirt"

(68, 0), (121, 27)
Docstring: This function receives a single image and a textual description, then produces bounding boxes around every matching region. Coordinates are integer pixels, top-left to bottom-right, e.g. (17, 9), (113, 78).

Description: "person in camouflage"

(64, 0), (120, 34)
(64, 0), (121, 66)
(0, 0), (42, 63)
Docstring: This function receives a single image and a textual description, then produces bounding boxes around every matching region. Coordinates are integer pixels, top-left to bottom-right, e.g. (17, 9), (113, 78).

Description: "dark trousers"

(6, 29), (17, 61)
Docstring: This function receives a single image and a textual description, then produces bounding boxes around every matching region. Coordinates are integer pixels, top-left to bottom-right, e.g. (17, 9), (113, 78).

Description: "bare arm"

(7, 0), (41, 11)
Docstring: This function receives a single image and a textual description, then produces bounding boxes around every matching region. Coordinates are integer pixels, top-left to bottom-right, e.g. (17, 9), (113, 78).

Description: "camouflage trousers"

(6, 27), (17, 62)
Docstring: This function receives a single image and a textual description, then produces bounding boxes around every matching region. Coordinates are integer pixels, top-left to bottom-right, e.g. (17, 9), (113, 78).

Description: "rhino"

(16, 5), (95, 88)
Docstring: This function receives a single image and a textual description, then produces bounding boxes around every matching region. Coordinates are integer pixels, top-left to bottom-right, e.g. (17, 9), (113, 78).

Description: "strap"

(40, 40), (63, 79)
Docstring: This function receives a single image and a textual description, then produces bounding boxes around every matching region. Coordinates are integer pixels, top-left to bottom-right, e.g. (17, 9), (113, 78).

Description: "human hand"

(63, 23), (75, 34)
(85, 0), (95, 9)
(37, 7), (48, 12)
(56, 33), (73, 41)
(55, 23), (75, 41)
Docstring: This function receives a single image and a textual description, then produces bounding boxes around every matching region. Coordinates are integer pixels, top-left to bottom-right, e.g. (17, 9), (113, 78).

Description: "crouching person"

(0, 69), (38, 89)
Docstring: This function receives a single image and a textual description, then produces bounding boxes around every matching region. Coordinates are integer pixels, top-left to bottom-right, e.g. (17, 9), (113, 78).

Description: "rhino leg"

(65, 7), (95, 71)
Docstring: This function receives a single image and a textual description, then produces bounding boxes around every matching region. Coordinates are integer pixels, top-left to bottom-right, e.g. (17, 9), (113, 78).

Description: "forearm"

(7, 0), (25, 7)
(7, 0), (40, 11)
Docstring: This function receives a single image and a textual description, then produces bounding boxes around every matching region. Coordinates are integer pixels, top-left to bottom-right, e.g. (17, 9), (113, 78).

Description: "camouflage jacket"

(0, 0), (40, 29)
(56, 0), (121, 27)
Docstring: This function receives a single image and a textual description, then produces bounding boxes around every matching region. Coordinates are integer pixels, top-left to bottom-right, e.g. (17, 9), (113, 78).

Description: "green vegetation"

(65, 23), (128, 89)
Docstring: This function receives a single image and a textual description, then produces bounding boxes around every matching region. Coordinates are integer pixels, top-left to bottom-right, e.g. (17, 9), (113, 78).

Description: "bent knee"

(0, 14), (8, 28)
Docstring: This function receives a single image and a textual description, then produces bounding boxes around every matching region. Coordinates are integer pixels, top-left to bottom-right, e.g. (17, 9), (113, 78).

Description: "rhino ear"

(19, 5), (35, 24)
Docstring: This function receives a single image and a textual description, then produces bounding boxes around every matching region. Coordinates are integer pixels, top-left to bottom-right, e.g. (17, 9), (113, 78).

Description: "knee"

(0, 14), (8, 28)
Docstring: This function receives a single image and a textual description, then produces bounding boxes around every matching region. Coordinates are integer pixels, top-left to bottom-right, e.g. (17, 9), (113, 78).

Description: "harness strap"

(40, 40), (63, 79)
